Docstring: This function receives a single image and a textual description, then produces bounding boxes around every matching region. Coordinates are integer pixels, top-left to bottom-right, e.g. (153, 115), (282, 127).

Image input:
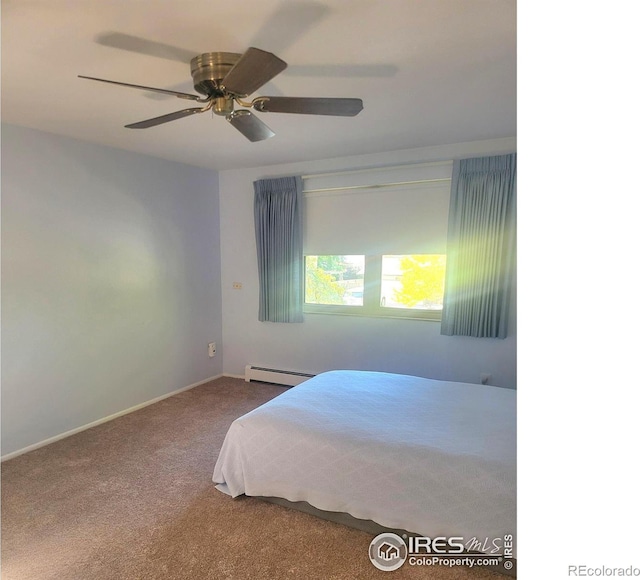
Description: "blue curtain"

(441, 154), (516, 338)
(254, 176), (304, 322)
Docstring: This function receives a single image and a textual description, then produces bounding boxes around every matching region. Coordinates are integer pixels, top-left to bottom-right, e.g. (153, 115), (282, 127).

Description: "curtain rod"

(301, 160), (452, 181)
(303, 178), (451, 195)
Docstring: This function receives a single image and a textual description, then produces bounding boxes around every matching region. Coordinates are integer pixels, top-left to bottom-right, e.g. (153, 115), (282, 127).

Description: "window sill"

(303, 305), (442, 322)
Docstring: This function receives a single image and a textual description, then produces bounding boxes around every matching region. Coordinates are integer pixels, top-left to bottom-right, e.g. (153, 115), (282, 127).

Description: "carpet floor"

(1, 376), (511, 579)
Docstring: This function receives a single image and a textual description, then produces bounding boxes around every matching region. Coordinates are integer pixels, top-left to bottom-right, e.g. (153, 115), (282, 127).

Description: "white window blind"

(302, 161), (452, 255)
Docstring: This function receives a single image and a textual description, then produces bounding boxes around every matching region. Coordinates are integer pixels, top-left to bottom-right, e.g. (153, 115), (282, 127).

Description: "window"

(302, 161), (452, 321)
(305, 255), (365, 306)
(381, 255), (446, 311)
(304, 254), (446, 320)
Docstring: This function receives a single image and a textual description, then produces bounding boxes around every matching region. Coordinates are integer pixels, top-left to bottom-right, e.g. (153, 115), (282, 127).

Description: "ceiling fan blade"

(221, 47), (287, 97)
(226, 110), (275, 142)
(125, 108), (205, 129)
(78, 75), (203, 101)
(249, 2), (330, 55)
(285, 63), (398, 78)
(95, 32), (195, 64)
(254, 96), (363, 116)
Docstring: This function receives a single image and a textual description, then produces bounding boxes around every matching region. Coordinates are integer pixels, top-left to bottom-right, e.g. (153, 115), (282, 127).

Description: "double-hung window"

(303, 161), (452, 321)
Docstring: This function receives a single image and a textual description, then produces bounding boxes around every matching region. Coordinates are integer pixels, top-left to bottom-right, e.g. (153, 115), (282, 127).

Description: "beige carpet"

(1, 377), (511, 579)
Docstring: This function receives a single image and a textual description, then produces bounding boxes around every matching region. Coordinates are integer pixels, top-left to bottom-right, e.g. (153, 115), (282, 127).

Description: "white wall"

(219, 138), (517, 388)
(1, 124), (223, 457)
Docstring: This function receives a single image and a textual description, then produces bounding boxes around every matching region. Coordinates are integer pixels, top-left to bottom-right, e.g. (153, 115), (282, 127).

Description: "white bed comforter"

(213, 370), (516, 546)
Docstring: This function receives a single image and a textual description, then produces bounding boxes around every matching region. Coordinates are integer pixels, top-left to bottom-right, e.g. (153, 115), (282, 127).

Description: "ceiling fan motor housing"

(190, 52), (241, 99)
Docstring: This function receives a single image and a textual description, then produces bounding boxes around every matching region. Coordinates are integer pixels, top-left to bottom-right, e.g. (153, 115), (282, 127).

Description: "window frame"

(303, 254), (445, 322)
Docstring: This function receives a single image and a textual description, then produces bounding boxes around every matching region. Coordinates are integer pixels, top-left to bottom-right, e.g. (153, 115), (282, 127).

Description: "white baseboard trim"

(1, 373), (224, 462)
(222, 372), (246, 380)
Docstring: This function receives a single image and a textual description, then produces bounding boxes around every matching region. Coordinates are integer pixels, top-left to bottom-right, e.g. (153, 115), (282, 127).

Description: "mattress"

(213, 370), (516, 550)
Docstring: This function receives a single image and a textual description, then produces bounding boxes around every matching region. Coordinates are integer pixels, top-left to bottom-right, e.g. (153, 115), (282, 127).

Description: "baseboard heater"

(244, 365), (315, 387)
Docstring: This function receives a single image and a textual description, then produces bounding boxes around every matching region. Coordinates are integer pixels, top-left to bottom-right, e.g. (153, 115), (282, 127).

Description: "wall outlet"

(480, 373), (491, 385)
(208, 342), (216, 358)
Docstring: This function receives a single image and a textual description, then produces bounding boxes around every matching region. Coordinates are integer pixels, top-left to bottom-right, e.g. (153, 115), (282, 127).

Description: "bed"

(213, 370), (516, 553)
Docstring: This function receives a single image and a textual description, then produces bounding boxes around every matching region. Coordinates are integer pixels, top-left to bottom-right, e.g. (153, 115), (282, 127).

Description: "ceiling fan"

(79, 47), (364, 142)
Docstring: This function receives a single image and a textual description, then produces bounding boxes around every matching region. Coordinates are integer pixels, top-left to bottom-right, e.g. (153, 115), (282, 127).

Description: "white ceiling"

(1, 0), (516, 171)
